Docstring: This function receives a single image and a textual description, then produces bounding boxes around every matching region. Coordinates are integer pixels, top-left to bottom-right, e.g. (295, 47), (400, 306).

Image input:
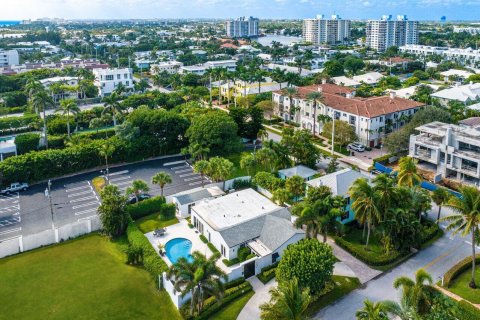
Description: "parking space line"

(78, 215), (97, 221)
(70, 196), (97, 203)
(74, 208), (98, 216)
(67, 190), (93, 198)
(164, 161), (186, 167)
(171, 165), (189, 170)
(184, 176), (202, 182)
(72, 201), (100, 209)
(113, 180), (133, 187)
(64, 181), (89, 188)
(189, 181), (204, 186)
(65, 185), (90, 192)
(109, 170), (129, 177)
(110, 176), (131, 182)
(175, 169), (192, 174)
(0, 227), (21, 236)
(180, 173), (198, 178)
(0, 194), (19, 201)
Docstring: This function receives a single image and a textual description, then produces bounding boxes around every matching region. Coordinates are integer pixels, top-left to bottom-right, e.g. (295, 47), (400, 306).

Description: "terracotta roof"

(459, 117), (480, 127)
(274, 84), (425, 118)
(389, 57), (412, 63)
(221, 43), (239, 49)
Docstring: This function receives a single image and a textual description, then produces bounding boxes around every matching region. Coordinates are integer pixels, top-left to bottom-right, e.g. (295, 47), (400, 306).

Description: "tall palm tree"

(381, 298), (421, 320)
(31, 89), (54, 149)
(442, 186), (480, 288)
(260, 277), (311, 320)
(25, 77), (43, 113)
(193, 160), (209, 188)
(393, 268), (433, 314)
(152, 171), (172, 197)
(431, 187), (450, 225)
(356, 300), (388, 320)
(56, 98), (80, 137)
(349, 178), (381, 249)
(372, 173), (397, 221)
(102, 92), (122, 126)
(271, 68), (287, 90)
(167, 251), (226, 316)
(99, 143), (115, 184)
(207, 157), (234, 191)
(397, 157), (422, 187)
(306, 91), (323, 137)
(125, 179), (149, 203)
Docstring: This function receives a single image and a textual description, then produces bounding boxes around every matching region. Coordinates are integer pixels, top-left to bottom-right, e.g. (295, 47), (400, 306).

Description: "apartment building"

(179, 60), (237, 76)
(0, 50), (19, 67)
(399, 45), (480, 65)
(366, 15), (418, 52)
(453, 26), (480, 35)
(409, 121), (480, 185)
(93, 68), (133, 97)
(150, 61), (184, 75)
(272, 83), (424, 147)
(303, 15), (351, 45)
(225, 16), (259, 38)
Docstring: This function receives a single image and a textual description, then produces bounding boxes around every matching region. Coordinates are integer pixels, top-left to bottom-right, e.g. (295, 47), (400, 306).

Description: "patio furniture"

(154, 228), (166, 237)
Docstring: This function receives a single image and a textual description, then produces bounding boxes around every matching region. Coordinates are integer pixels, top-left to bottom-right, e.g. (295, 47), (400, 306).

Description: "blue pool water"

(165, 238), (193, 264)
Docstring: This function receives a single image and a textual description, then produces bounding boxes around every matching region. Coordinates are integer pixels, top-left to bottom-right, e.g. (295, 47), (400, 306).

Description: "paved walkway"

(326, 238), (382, 284)
(237, 277), (277, 320)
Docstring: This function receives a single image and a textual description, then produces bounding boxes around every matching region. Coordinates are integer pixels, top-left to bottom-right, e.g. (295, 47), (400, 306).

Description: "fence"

(0, 215), (101, 259)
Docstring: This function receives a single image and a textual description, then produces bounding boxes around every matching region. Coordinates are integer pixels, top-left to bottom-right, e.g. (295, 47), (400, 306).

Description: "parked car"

(371, 169), (382, 175)
(347, 143), (366, 152)
(127, 193), (151, 205)
(1, 182), (29, 194)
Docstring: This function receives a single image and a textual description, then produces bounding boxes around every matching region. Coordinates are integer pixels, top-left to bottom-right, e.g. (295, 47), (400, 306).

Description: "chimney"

(318, 87), (323, 93)
(389, 92), (396, 99)
(346, 93), (353, 99)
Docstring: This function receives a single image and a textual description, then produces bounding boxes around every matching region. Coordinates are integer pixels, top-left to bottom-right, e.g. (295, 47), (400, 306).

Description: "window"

(124, 74), (128, 79)
(126, 81), (129, 86)
(272, 252), (279, 263)
(105, 75), (114, 81)
(117, 74), (121, 80)
(221, 245), (226, 257)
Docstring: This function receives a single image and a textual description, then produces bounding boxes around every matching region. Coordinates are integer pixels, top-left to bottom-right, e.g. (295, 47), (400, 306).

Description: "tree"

(206, 157), (234, 190)
(356, 300), (388, 320)
(151, 172), (172, 197)
(89, 118), (103, 133)
(260, 277), (311, 320)
(393, 268), (433, 315)
(349, 178), (381, 249)
(102, 92), (123, 126)
(167, 251), (226, 316)
(326, 158), (338, 174)
(193, 160), (209, 188)
(255, 147), (278, 173)
(397, 157), (422, 187)
(281, 128), (320, 168)
(306, 91), (323, 137)
(185, 111), (241, 157)
(372, 173), (397, 220)
(97, 185), (129, 238)
(276, 239), (335, 294)
(322, 120), (357, 148)
(285, 175), (305, 201)
(31, 89), (54, 149)
(431, 187), (450, 224)
(442, 186), (480, 288)
(99, 143), (115, 183)
(240, 153), (257, 176)
(56, 98), (80, 137)
(272, 188), (290, 207)
(323, 61), (344, 77)
(344, 56), (365, 76)
(125, 179), (149, 202)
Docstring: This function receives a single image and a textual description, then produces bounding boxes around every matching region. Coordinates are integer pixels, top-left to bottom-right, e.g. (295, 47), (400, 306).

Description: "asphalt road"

(0, 155), (211, 240)
(314, 205), (473, 319)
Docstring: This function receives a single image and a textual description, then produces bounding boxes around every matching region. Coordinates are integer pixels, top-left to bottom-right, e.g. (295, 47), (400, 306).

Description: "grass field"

(0, 234), (182, 320)
(208, 291), (255, 320)
(449, 265), (480, 304)
(135, 213), (179, 234)
(226, 151), (262, 179)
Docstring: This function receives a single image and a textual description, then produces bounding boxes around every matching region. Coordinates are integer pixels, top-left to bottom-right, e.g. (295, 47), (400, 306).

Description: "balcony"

(459, 164), (479, 177)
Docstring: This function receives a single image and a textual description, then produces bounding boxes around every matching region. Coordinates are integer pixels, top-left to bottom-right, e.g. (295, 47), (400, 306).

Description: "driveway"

(237, 277), (277, 320)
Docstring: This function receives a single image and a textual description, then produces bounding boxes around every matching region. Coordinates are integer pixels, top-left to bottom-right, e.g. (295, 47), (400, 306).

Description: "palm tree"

(271, 68), (287, 90)
(99, 143), (115, 184)
(193, 160), (209, 188)
(272, 188), (290, 207)
(372, 173), (397, 220)
(56, 98), (80, 137)
(393, 268), (433, 314)
(381, 298), (421, 320)
(356, 300), (388, 320)
(442, 186), (480, 288)
(240, 153), (257, 176)
(306, 91), (323, 137)
(397, 157), (422, 187)
(431, 187), (450, 225)
(260, 277), (310, 320)
(257, 128), (269, 143)
(349, 178), (381, 249)
(125, 179), (149, 203)
(207, 157), (234, 191)
(167, 251), (226, 316)
(31, 89), (54, 149)
(25, 77), (43, 113)
(152, 171), (172, 197)
(102, 92), (123, 126)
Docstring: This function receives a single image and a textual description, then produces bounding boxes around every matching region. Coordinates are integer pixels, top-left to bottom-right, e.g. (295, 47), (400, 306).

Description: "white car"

(1, 182), (29, 194)
(347, 143), (366, 152)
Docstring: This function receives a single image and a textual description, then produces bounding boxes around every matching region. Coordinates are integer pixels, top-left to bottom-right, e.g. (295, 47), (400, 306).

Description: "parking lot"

(0, 192), (22, 238)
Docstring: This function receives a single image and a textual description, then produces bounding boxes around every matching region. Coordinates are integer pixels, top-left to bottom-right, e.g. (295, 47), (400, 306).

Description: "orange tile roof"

(274, 84), (425, 118)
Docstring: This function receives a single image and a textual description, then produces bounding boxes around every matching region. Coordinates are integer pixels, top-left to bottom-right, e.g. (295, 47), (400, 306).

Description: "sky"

(2, 0), (480, 21)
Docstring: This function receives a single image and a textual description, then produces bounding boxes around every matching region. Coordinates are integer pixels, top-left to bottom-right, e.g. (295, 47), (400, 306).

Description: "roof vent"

(262, 206), (265, 209)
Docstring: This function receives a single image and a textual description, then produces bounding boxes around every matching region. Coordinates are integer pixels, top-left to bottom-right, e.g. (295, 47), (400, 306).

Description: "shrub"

(14, 133), (40, 154)
(125, 245), (143, 265)
(456, 300), (480, 318)
(222, 258), (239, 267)
(373, 153), (395, 165)
(232, 178), (253, 190)
(207, 242), (220, 255)
(419, 221), (442, 245)
(0, 114), (39, 130)
(126, 222), (168, 281)
(443, 254), (480, 287)
(199, 234), (208, 243)
(126, 196), (166, 220)
(258, 266), (277, 284)
(47, 135), (66, 149)
(158, 203), (176, 221)
(334, 236), (403, 266)
(238, 247), (251, 261)
(47, 116), (75, 135)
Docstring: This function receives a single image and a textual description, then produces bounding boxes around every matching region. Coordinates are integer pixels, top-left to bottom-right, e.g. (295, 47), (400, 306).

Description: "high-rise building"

(225, 16), (259, 38)
(366, 15), (418, 52)
(0, 50), (19, 67)
(302, 15), (351, 45)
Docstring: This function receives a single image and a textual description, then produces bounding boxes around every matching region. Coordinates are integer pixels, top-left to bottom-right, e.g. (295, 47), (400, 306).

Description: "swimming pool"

(165, 238), (193, 264)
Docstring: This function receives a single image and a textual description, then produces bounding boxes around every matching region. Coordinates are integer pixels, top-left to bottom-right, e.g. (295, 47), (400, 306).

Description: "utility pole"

(331, 113), (335, 156)
(45, 179), (54, 230)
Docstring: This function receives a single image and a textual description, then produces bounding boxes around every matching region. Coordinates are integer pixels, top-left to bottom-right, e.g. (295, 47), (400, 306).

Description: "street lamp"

(45, 179), (54, 230)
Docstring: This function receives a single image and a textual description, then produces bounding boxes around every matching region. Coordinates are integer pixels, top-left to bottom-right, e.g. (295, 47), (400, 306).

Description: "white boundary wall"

(0, 215), (102, 259)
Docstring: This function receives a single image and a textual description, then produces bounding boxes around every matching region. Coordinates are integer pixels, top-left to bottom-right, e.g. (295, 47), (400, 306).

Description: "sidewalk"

(237, 277), (276, 320)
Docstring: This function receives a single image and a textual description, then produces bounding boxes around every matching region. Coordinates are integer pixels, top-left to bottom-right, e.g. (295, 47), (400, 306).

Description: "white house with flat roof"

(167, 186), (225, 218)
(191, 188), (304, 277)
(93, 68), (133, 97)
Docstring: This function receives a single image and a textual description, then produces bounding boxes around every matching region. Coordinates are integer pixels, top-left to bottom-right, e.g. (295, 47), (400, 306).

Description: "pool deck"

(144, 219), (231, 273)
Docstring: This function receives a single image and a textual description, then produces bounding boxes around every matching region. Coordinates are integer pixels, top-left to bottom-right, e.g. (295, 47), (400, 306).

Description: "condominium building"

(0, 50), (19, 67)
(179, 60), (237, 76)
(272, 83), (424, 147)
(453, 26), (480, 35)
(303, 15), (351, 45)
(399, 45), (480, 65)
(366, 15), (418, 52)
(409, 121), (480, 185)
(225, 17), (259, 38)
(150, 61), (183, 75)
(93, 68), (133, 97)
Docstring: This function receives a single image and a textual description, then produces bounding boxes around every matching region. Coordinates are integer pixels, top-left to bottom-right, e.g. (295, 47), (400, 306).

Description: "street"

(0, 155), (210, 241)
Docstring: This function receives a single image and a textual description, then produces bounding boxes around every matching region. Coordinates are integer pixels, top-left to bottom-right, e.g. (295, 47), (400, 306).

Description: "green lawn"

(306, 276), (361, 316)
(343, 228), (387, 259)
(135, 213), (179, 234)
(449, 265), (480, 304)
(226, 151), (262, 179)
(208, 291), (255, 320)
(0, 234), (182, 320)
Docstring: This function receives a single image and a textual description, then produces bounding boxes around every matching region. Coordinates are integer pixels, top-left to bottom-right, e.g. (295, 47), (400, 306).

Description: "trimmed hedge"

(443, 254), (480, 288)
(334, 236), (403, 266)
(126, 222), (168, 280)
(457, 299), (480, 318)
(208, 242), (220, 255)
(258, 262), (279, 284)
(158, 203), (175, 221)
(199, 234), (208, 243)
(0, 114), (39, 130)
(126, 196), (166, 220)
(14, 133), (39, 154)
